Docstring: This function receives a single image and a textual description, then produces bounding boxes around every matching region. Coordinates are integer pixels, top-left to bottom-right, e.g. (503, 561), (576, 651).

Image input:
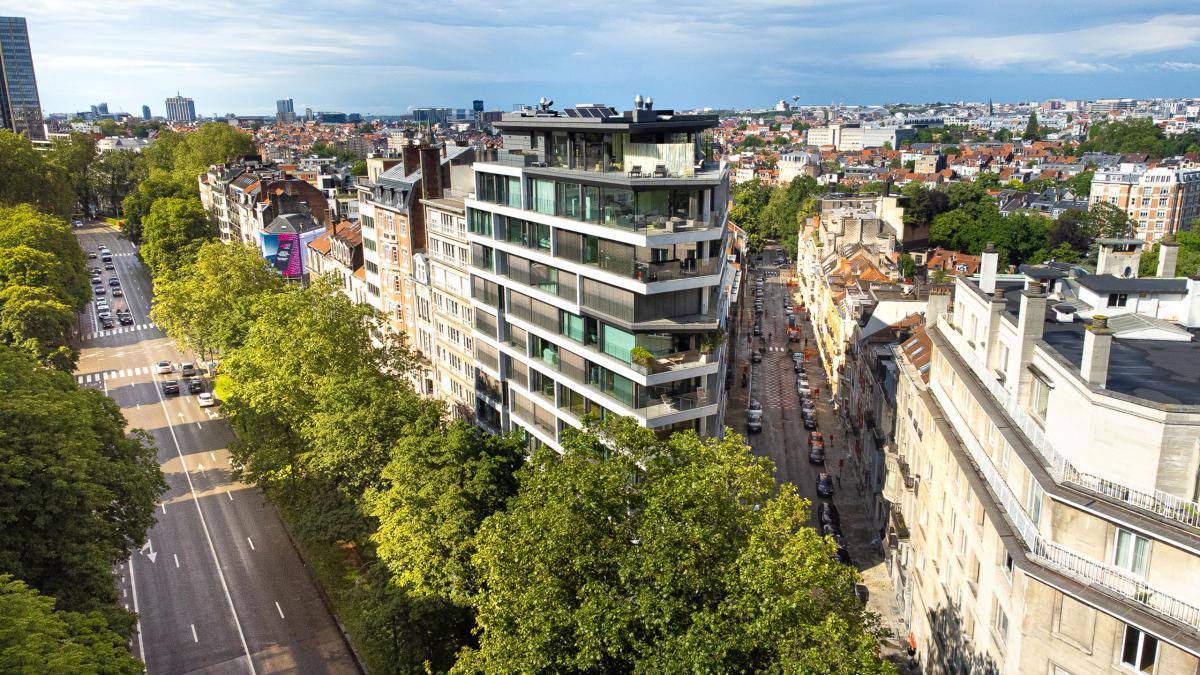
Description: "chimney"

(402, 143), (421, 176)
(985, 285), (1007, 370)
(1005, 280), (1048, 398)
(1080, 315), (1113, 387)
(1158, 233), (1180, 278)
(925, 287), (950, 327)
(980, 242), (999, 295)
(420, 145), (443, 201)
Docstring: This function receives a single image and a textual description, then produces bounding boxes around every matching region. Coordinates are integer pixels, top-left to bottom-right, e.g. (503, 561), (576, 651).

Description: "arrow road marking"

(141, 540), (157, 564)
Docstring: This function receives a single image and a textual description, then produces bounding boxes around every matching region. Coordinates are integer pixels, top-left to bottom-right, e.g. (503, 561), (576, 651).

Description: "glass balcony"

(635, 388), (715, 421)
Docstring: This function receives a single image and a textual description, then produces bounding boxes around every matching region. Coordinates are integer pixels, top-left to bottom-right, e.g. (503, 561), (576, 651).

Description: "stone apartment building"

(466, 101), (734, 449)
(1090, 164), (1200, 241)
(882, 243), (1200, 675)
(199, 162), (330, 244)
(419, 196), (476, 420)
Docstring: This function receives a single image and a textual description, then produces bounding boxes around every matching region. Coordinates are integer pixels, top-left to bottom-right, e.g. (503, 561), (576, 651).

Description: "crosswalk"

(82, 323), (154, 340)
(76, 366), (153, 384)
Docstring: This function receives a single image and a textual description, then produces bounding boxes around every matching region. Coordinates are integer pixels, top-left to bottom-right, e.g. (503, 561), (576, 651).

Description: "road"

(728, 249), (911, 665)
(73, 223), (358, 675)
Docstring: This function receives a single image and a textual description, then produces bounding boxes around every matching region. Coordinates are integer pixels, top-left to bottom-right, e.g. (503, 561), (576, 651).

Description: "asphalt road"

(73, 223), (358, 675)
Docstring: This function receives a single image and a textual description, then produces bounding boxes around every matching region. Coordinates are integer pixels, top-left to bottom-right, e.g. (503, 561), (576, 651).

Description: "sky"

(4, 0), (1200, 117)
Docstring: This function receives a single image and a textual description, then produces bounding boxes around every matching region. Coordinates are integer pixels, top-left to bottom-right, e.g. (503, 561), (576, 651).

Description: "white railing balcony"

(933, 316), (1200, 530)
(930, 380), (1200, 630)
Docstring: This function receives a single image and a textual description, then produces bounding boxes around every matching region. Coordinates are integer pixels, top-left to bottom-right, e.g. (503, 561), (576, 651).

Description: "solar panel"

(564, 108), (578, 117)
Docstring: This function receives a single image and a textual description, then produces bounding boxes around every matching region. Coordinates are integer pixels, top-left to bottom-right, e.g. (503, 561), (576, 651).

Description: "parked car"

(797, 382), (810, 397)
(90, 267), (101, 275)
(809, 444), (826, 464)
(816, 472), (835, 498)
(156, 360), (172, 374)
(753, 324), (762, 337)
(751, 349), (762, 363)
(108, 277), (120, 287)
(88, 252), (97, 259)
(187, 378), (204, 394)
(104, 262), (115, 270)
(97, 309), (111, 319)
(161, 379), (180, 395)
(793, 360), (804, 373)
(181, 362), (197, 377)
(802, 412), (818, 430)
(112, 288), (124, 297)
(809, 431), (824, 448)
(791, 351), (804, 363)
(100, 316), (114, 329)
(197, 392), (216, 407)
(118, 312), (134, 325)
(818, 502), (841, 528)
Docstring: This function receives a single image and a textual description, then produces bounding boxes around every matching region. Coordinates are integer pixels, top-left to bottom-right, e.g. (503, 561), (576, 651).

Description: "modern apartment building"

(806, 123), (914, 152)
(1089, 164), (1200, 241)
(0, 16), (45, 141)
(466, 101), (733, 449)
(883, 245), (1200, 674)
(165, 93), (197, 123)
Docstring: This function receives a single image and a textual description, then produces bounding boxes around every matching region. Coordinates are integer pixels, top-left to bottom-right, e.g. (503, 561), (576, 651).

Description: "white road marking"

(247, 537), (255, 551)
(174, 554), (180, 568)
(226, 489), (234, 500)
(196, 422), (202, 430)
(209, 452), (216, 462)
(275, 601), (285, 619)
(161, 502), (166, 514)
(148, 359), (257, 674)
(190, 624), (198, 643)
(128, 552), (145, 665)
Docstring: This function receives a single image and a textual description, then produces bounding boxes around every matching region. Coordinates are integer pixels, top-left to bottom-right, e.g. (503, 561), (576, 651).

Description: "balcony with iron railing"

(934, 315), (1200, 531)
(929, 378), (1200, 631)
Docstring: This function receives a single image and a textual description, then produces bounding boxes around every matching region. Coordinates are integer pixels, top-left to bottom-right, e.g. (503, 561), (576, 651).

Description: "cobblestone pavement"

(728, 258), (917, 671)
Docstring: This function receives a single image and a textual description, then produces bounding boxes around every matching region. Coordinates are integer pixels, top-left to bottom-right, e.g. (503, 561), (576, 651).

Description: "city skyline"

(5, 1), (1199, 116)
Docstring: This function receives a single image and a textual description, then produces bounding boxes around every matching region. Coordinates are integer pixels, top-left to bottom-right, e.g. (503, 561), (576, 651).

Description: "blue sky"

(5, 0), (1199, 116)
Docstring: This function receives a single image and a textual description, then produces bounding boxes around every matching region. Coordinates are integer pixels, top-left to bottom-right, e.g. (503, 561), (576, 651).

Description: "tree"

(1139, 227), (1200, 278)
(96, 118), (123, 137)
(308, 142), (358, 164)
(1083, 202), (1132, 241)
(142, 128), (184, 173)
(0, 205), (89, 311)
(1078, 118), (1200, 158)
(139, 197), (214, 278)
(0, 345), (164, 630)
(0, 284), (75, 370)
(89, 149), (146, 218)
(0, 575), (143, 674)
(351, 160), (367, 176)
(1023, 112), (1040, 141)
(364, 419), (525, 671)
(119, 169), (193, 243)
(994, 128), (1012, 143)
(150, 240), (283, 355)
(48, 132), (99, 216)
(898, 253), (918, 280)
(0, 130), (76, 217)
(1048, 209), (1091, 254)
(170, 122), (256, 182)
(462, 418), (892, 673)
(1063, 170), (1093, 197)
(901, 183), (949, 228)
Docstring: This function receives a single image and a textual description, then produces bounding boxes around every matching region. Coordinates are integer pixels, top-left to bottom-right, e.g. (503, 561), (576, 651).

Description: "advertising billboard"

(260, 231), (303, 278)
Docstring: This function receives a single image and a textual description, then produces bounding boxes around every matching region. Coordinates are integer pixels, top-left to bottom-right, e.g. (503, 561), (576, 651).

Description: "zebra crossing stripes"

(75, 366), (152, 384)
(82, 323), (155, 340)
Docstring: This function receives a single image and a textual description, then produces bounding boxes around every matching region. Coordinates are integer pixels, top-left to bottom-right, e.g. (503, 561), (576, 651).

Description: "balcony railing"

(934, 316), (1200, 530)
(636, 389), (715, 421)
(930, 380), (1200, 630)
(630, 349), (715, 376)
(477, 148), (722, 180)
(584, 255), (721, 283)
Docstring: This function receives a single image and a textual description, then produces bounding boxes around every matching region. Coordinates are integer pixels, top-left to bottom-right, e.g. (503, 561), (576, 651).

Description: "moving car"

(118, 312), (134, 325)
(197, 392), (216, 407)
(181, 362), (197, 377)
(100, 316), (114, 329)
(161, 379), (180, 395)
(97, 309), (111, 319)
(108, 277), (120, 286)
(187, 378), (204, 394)
(90, 267), (101, 275)
(93, 286), (106, 295)
(104, 262), (115, 270)
(751, 349), (762, 364)
(88, 252), (97, 259)
(112, 288), (123, 297)
(816, 472), (835, 498)
(746, 409), (763, 433)
(156, 360), (172, 374)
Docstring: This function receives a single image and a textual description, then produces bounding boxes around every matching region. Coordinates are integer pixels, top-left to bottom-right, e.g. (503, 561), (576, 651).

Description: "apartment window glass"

(1026, 478), (1044, 527)
(531, 179), (555, 215)
(468, 208), (493, 236)
(1113, 529), (1150, 577)
(531, 335), (559, 369)
(601, 324), (636, 363)
(556, 182), (582, 220)
(506, 176), (521, 208)
(1108, 293), (1128, 307)
(583, 185), (602, 223)
(1031, 373), (1051, 420)
(992, 601), (1009, 646)
(1121, 625), (1158, 673)
(561, 311), (585, 344)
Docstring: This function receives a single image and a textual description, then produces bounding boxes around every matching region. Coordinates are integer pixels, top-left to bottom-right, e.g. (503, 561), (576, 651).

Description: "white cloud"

(1161, 61), (1200, 71)
(876, 14), (1200, 72)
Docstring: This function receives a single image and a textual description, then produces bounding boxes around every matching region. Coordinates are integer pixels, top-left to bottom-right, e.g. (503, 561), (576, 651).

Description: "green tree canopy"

(0, 575), (143, 674)
(0, 130), (76, 217)
(1139, 227), (1200, 278)
(0, 284), (75, 370)
(0, 205), (89, 310)
(150, 240), (283, 355)
(308, 142), (357, 164)
(119, 168), (193, 243)
(139, 196), (214, 278)
(901, 183), (949, 227)
(1078, 118), (1200, 159)
(0, 345), (164, 631)
(89, 149), (146, 218)
(1023, 112), (1041, 141)
(461, 418), (892, 673)
(350, 159), (367, 176)
(48, 133), (99, 215)
(170, 123), (257, 182)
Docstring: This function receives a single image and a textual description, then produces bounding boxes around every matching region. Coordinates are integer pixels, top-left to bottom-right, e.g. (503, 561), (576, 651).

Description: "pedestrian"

(837, 458), (844, 475)
(836, 474), (842, 487)
(829, 433), (834, 448)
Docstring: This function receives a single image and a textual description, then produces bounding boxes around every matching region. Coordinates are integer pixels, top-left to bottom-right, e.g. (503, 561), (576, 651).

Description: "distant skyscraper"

(165, 93), (197, 123)
(276, 98), (293, 114)
(91, 102), (109, 116)
(0, 17), (45, 141)
(304, 107), (313, 122)
(472, 99), (484, 113)
(142, 105), (151, 120)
